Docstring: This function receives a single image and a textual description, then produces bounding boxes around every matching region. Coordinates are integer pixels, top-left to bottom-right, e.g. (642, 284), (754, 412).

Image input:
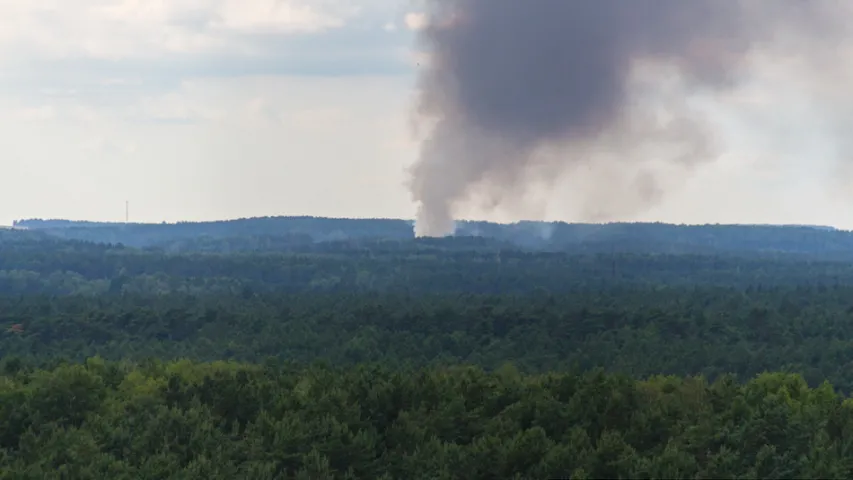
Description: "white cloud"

(0, 73), (420, 225)
(213, 0), (348, 34)
(0, 0), (363, 61)
(0, 0), (422, 225)
(404, 12), (427, 31)
(15, 105), (57, 121)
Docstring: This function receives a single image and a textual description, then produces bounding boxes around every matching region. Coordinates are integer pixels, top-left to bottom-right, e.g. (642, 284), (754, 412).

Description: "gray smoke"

(409, 0), (850, 237)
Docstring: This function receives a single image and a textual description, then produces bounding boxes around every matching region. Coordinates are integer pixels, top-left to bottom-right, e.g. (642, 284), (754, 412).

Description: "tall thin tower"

(125, 201), (129, 224)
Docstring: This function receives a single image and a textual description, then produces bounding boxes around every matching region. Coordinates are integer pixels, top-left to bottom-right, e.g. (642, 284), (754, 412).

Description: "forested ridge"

(4, 217), (853, 478)
(14, 216), (852, 258)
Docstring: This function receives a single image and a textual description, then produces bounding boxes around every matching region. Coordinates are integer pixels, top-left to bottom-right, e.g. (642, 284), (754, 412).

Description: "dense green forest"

(3, 227), (853, 297)
(7, 288), (853, 392)
(3, 360), (853, 478)
(5, 216), (853, 477)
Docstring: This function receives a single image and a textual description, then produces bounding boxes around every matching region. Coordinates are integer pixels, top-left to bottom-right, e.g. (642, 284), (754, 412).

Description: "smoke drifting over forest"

(408, 0), (852, 237)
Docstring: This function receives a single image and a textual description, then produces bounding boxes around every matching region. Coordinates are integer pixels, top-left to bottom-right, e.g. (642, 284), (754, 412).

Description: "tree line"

(5, 286), (853, 391)
(3, 228), (853, 297)
(2, 358), (853, 479)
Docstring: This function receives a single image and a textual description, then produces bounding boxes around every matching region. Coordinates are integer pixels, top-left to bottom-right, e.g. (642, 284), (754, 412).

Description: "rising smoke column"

(409, 0), (847, 237)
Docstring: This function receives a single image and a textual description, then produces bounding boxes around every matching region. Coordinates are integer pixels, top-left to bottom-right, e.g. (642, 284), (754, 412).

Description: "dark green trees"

(3, 361), (853, 479)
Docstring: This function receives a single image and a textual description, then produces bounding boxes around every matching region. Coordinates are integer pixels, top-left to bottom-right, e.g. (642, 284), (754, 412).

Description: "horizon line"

(10, 215), (844, 231)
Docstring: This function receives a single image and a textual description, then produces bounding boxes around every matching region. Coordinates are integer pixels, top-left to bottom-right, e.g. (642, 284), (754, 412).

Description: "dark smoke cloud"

(409, 0), (850, 236)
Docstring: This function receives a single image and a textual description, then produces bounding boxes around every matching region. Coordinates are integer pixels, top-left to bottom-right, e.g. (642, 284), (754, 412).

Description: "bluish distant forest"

(4, 216), (853, 478)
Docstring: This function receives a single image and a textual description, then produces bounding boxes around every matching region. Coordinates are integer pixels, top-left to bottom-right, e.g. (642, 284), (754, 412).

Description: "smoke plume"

(409, 0), (851, 237)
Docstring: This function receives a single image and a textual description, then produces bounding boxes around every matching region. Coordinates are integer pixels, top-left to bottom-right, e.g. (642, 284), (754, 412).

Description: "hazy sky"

(2, 0), (853, 228)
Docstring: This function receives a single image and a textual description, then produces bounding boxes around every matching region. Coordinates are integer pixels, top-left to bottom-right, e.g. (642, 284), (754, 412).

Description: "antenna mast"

(125, 200), (129, 224)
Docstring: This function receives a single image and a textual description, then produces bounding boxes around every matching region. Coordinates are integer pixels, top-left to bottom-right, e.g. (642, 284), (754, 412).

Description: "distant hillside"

(15, 216), (415, 249)
(14, 216), (853, 259)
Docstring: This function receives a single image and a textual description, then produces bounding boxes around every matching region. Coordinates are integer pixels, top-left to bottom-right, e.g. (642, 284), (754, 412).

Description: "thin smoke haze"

(408, 0), (852, 237)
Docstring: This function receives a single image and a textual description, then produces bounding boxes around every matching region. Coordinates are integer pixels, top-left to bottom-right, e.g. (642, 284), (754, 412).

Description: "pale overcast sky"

(2, 0), (853, 228)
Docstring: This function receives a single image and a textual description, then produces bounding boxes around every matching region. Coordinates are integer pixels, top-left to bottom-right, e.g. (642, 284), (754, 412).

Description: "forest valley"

(3, 217), (853, 478)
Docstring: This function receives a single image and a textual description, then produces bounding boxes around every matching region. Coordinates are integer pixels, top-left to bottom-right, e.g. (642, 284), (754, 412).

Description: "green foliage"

(6, 218), (853, 476)
(1, 361), (852, 479)
(5, 222), (853, 297)
(6, 287), (853, 390)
